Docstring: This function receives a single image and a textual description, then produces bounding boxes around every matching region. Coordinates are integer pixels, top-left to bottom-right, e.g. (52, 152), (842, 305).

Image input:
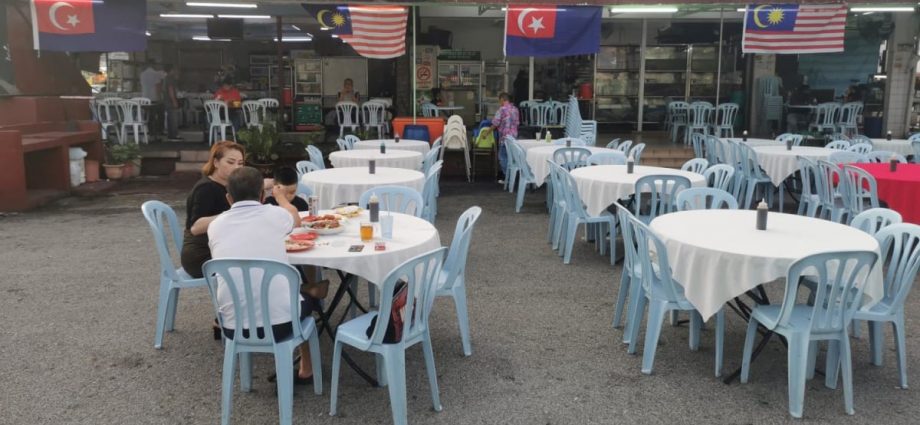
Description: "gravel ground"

(1, 173), (917, 425)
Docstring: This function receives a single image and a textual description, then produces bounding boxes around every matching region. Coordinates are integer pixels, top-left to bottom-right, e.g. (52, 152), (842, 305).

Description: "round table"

(650, 209), (884, 320)
(434, 106), (464, 116)
(526, 145), (616, 187)
(753, 145), (834, 186)
(514, 139), (555, 151)
(570, 165), (706, 216)
(301, 167), (425, 210)
(353, 139), (430, 155)
(721, 137), (782, 148)
(852, 163), (920, 224)
(288, 210), (440, 285)
(329, 149), (423, 171)
(871, 138), (915, 157)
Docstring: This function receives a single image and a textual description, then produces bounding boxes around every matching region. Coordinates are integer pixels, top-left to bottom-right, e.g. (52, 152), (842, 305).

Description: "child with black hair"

(264, 167), (309, 212)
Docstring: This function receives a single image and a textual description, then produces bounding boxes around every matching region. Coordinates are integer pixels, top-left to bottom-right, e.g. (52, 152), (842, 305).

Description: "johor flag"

(303, 4), (408, 59)
(30, 0), (147, 52)
(742, 3), (847, 54)
(504, 5), (600, 57)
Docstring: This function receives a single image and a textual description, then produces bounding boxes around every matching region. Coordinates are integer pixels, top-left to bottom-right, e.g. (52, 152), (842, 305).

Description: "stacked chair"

(441, 116), (471, 181)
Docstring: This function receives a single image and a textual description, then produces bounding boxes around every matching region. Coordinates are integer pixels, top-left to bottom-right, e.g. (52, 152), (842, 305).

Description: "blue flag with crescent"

(504, 5), (601, 57)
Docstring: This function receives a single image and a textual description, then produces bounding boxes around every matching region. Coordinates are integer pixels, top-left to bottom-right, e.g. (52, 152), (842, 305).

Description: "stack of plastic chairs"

(565, 95), (597, 145)
(757, 76), (783, 132)
(442, 116), (471, 182)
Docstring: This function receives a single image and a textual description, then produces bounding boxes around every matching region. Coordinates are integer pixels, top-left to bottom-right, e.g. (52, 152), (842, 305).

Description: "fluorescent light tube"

(850, 7), (915, 12)
(610, 6), (678, 13)
(217, 14), (271, 19)
(160, 14), (213, 18)
(274, 37), (312, 42)
(187, 2), (257, 8)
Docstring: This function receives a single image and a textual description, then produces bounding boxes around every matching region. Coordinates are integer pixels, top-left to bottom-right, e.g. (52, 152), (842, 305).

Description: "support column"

(882, 13), (920, 137)
(528, 56), (534, 101)
(637, 19), (647, 132)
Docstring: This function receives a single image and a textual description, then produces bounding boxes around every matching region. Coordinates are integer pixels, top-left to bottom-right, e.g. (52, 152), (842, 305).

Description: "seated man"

(209, 166), (316, 384)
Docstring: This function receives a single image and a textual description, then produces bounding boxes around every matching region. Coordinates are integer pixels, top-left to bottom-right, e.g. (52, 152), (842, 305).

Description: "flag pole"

(715, 7), (724, 108)
(412, 5), (417, 125)
(528, 56), (534, 101)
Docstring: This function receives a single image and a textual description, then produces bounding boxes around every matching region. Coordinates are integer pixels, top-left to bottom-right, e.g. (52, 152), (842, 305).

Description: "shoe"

(212, 318), (221, 340)
(268, 369), (313, 385)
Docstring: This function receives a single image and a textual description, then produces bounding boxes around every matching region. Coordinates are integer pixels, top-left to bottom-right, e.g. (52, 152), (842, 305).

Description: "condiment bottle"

(395, 133), (400, 143)
(756, 199), (768, 230)
(786, 137), (793, 151)
(890, 155), (899, 172)
(565, 139), (571, 147)
(886, 131), (892, 141)
(627, 156), (634, 174)
(545, 130), (552, 143)
(368, 159), (376, 174)
(369, 193), (379, 222)
(742, 130), (748, 142)
(380, 142), (386, 154)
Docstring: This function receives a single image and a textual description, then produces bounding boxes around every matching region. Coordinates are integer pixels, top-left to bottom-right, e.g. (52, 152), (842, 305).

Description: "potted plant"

(237, 123), (278, 176)
(103, 143), (139, 180)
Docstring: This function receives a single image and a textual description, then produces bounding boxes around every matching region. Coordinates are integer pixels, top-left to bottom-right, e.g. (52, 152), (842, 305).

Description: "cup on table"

(380, 214), (394, 239)
(360, 221), (374, 242)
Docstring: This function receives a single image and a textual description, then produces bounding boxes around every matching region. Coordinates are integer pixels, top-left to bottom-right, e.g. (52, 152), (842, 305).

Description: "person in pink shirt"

(491, 92), (520, 183)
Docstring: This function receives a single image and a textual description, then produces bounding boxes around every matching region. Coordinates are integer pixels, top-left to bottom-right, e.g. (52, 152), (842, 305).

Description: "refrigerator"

(482, 61), (508, 120)
(291, 52), (323, 129)
(437, 61), (482, 125)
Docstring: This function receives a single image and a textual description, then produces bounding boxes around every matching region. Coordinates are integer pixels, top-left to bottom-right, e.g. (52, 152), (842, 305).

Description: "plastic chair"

(841, 164), (880, 215)
(629, 143), (646, 164)
(669, 101), (689, 143)
(703, 135), (720, 165)
(117, 99), (149, 144)
(605, 138), (621, 149)
(503, 138), (520, 193)
(612, 205), (638, 336)
(257, 98), (279, 124)
(703, 164), (735, 192)
(828, 151), (867, 165)
(826, 139), (850, 150)
(545, 161), (568, 251)
(622, 209), (724, 376)
(616, 140), (633, 154)
(335, 138), (350, 151)
(141, 201), (208, 349)
(202, 259), (323, 425)
(713, 103), (739, 138)
(329, 248), (447, 425)
(681, 158), (709, 174)
(551, 137), (586, 147)
(836, 102), (863, 137)
(421, 102), (437, 118)
(97, 97), (122, 141)
(554, 162), (618, 265)
(441, 126), (471, 181)
(358, 186), (424, 218)
(362, 102), (387, 137)
(816, 159), (853, 223)
(810, 102), (840, 134)
(295, 160), (320, 179)
(422, 146), (442, 175)
(776, 133), (804, 147)
(736, 143), (775, 209)
(530, 102), (551, 128)
(850, 208), (902, 236)
(336, 101), (360, 137)
(587, 151), (627, 166)
(912, 139), (920, 164)
(553, 147), (591, 171)
(676, 187), (738, 210)
(241, 100), (262, 129)
(509, 142), (538, 213)
(403, 125), (430, 143)
(690, 133), (706, 159)
(306, 145), (325, 170)
(685, 102), (713, 144)
(204, 100), (236, 145)
(847, 143), (872, 155)
(866, 151), (907, 163)
(421, 161), (442, 222)
(633, 174), (692, 224)
(795, 156), (823, 217)
(740, 250), (878, 418)
(435, 206), (482, 356)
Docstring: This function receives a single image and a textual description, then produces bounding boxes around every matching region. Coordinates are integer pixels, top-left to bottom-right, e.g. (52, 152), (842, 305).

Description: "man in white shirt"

(139, 62), (165, 137)
(208, 166), (316, 383)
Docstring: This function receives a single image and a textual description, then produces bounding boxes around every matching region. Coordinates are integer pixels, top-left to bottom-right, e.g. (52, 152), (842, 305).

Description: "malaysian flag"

(742, 3), (847, 54)
(304, 4), (408, 59)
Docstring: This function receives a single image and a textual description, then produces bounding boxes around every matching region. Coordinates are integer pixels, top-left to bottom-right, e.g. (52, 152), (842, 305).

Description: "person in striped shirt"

(491, 92), (520, 183)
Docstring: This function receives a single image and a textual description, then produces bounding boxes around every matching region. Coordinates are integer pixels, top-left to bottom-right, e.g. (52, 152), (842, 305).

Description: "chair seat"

(336, 311), (426, 352)
(751, 305), (829, 335)
(646, 281), (695, 311)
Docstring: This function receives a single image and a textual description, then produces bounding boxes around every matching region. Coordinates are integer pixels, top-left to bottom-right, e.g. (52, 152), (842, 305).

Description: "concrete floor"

(1, 174), (918, 424)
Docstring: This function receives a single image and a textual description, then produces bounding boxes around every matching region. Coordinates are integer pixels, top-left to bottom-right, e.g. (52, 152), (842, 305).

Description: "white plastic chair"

(713, 103), (739, 138)
(204, 100), (236, 145)
(96, 97), (122, 142)
(362, 102), (387, 138)
(118, 99), (149, 144)
(421, 102), (437, 118)
(241, 100), (262, 130)
(442, 126), (471, 182)
(836, 102), (863, 137)
(336, 101), (360, 137)
(257, 98), (279, 125)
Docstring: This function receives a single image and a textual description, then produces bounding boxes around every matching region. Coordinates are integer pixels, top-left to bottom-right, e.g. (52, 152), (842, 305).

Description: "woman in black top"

(180, 141), (245, 278)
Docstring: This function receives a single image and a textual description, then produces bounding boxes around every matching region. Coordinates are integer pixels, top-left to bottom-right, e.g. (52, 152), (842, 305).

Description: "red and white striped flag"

(742, 3), (847, 54)
(305, 4), (408, 59)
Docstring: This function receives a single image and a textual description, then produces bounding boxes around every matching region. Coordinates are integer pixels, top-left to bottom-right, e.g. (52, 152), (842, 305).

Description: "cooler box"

(392, 117), (445, 143)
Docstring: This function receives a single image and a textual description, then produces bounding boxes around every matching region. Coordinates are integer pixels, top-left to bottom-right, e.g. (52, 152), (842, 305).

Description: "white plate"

(302, 221), (346, 235)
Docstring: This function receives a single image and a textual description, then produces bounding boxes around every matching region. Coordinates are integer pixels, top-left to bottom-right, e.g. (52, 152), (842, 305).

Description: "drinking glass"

(360, 222), (374, 242)
(380, 215), (393, 239)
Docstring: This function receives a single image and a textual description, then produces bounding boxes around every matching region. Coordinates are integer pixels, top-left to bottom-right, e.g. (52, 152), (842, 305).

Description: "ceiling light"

(736, 8), (747, 12)
(217, 14), (271, 19)
(291, 24), (301, 31)
(160, 13), (213, 18)
(331, 34), (339, 38)
(610, 6), (678, 13)
(274, 37), (312, 42)
(186, 2), (257, 8)
(320, 26), (330, 31)
(192, 36), (230, 41)
(850, 6), (915, 12)
(145, 31), (151, 36)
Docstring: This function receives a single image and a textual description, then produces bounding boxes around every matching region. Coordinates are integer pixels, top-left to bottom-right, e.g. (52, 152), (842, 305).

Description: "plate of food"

(334, 205), (363, 218)
(302, 214), (346, 234)
(285, 239), (315, 252)
(289, 232), (318, 241)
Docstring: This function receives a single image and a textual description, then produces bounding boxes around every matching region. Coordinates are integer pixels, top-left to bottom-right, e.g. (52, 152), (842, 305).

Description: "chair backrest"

(669, 101), (690, 123)
(776, 251), (879, 333)
(866, 150), (907, 164)
(141, 201), (185, 282)
(335, 138), (350, 151)
(358, 186), (424, 217)
(202, 259), (303, 344)
(258, 98), (279, 123)
(703, 164), (735, 192)
(816, 159), (852, 221)
(98, 97), (123, 123)
(420, 102), (437, 118)
(422, 146), (441, 174)
(796, 156), (823, 202)
(703, 135), (719, 164)
(530, 102), (551, 127)
(776, 133), (804, 147)
(362, 102), (385, 126)
(850, 134), (872, 144)
(837, 102), (863, 126)
(850, 208), (902, 235)
(815, 102), (839, 127)
(295, 160), (320, 178)
(343, 135), (360, 148)
(825, 139), (850, 150)
(676, 187), (738, 210)
(689, 102), (714, 126)
(847, 143), (873, 154)
(366, 248), (446, 346)
(587, 151), (627, 166)
(447, 115), (464, 126)
(422, 161), (442, 220)
(117, 99), (144, 124)
(431, 137), (443, 151)
(912, 139), (920, 164)
(204, 100), (229, 124)
(241, 100), (262, 128)
(681, 158), (709, 174)
(306, 145), (325, 169)
(553, 147), (591, 171)
(624, 210), (684, 303)
(735, 143), (770, 180)
(440, 206), (483, 291)
(690, 133), (706, 159)
(633, 174), (692, 220)
(828, 151), (867, 165)
(629, 143), (646, 164)
(872, 224), (920, 314)
(551, 137), (586, 147)
(605, 138), (621, 149)
(841, 164), (880, 212)
(716, 103), (739, 127)
(616, 140), (633, 154)
(442, 127), (468, 151)
(336, 101), (359, 126)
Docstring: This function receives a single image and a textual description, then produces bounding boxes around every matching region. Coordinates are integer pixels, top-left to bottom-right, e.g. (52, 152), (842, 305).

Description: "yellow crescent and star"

(752, 5), (786, 28)
(316, 8), (347, 30)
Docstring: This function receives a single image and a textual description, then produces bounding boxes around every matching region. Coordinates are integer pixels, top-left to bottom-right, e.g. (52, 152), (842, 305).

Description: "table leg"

(723, 286), (786, 385)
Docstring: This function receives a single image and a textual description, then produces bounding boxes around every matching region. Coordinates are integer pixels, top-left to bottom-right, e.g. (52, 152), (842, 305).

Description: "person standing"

(161, 64), (183, 142)
(140, 61), (165, 137)
(491, 92), (520, 183)
(512, 69), (528, 108)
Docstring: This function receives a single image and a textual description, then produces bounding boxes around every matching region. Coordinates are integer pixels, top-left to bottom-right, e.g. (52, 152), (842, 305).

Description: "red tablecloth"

(853, 163), (920, 224)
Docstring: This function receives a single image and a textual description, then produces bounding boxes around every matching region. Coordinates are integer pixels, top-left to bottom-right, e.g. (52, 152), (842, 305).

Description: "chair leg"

(825, 339), (840, 389)
(893, 315), (909, 388)
(623, 280), (643, 345)
(787, 336), (810, 419)
(154, 283), (173, 349)
(273, 350), (295, 425)
(688, 311), (701, 351)
(840, 336), (855, 415)
(220, 342), (237, 425)
(641, 300), (669, 375)
(239, 352), (253, 392)
(164, 288), (179, 331)
(807, 340), (819, 380)
(562, 220), (578, 265)
(852, 319), (862, 339)
(452, 283), (472, 356)
(612, 272), (630, 329)
(627, 291), (648, 354)
(308, 330), (323, 395)
(329, 340), (343, 416)
(715, 309), (724, 377)
(383, 348), (409, 425)
(422, 332), (443, 411)
(740, 317), (759, 383)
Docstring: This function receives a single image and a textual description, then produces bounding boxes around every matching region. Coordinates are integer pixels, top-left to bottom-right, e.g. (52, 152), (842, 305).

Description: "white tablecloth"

(354, 139), (430, 155)
(570, 165), (706, 216)
(721, 137), (782, 148)
(871, 139), (914, 156)
(288, 211), (440, 285)
(650, 210), (884, 320)
(526, 146), (614, 187)
(301, 167), (425, 210)
(515, 139), (555, 151)
(753, 145), (834, 186)
(329, 149), (423, 170)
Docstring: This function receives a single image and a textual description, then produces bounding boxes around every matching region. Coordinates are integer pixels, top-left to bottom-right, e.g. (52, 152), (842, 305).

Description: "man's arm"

(272, 185), (302, 228)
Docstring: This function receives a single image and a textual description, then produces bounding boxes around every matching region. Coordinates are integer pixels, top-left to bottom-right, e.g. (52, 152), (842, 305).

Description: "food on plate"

(285, 239), (315, 252)
(306, 219), (341, 230)
(334, 205), (363, 217)
(289, 232), (318, 241)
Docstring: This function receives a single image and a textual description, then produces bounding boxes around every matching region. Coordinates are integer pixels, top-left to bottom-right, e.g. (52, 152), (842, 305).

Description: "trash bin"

(864, 117), (883, 138)
(68, 147), (87, 187)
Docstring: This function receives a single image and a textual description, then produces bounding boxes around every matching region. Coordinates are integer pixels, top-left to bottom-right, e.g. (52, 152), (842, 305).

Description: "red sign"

(33, 0), (96, 35)
(506, 5), (557, 39)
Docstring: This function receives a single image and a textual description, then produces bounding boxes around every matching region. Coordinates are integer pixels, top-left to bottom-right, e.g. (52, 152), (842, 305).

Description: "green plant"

(106, 142), (141, 165)
(237, 124), (279, 164)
